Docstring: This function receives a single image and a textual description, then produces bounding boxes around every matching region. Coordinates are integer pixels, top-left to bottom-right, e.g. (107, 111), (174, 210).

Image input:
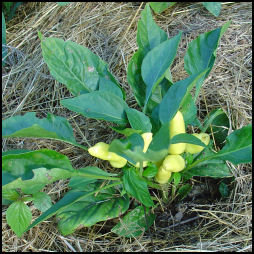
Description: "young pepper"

(88, 142), (127, 168)
(185, 133), (210, 154)
(168, 111), (186, 155)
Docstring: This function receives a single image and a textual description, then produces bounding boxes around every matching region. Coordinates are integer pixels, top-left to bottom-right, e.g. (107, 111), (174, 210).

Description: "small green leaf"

(2, 112), (85, 149)
(219, 182), (229, 198)
(202, 2), (222, 17)
(111, 206), (155, 237)
(142, 32), (182, 108)
(184, 21), (231, 100)
(32, 192), (52, 212)
(143, 163), (158, 178)
(123, 168), (154, 207)
(149, 2), (176, 14)
(177, 184), (192, 201)
(2, 189), (20, 203)
(125, 108), (152, 133)
(111, 126), (143, 136)
(173, 172), (181, 186)
(6, 201), (32, 237)
(61, 91), (128, 125)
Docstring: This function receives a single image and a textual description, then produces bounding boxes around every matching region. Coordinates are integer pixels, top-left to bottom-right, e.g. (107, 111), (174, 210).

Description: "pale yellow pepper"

(185, 133), (210, 154)
(88, 142), (127, 168)
(168, 111), (186, 155)
(155, 166), (172, 184)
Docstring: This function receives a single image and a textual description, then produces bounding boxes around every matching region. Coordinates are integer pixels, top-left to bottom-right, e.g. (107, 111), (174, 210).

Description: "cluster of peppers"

(88, 111), (210, 184)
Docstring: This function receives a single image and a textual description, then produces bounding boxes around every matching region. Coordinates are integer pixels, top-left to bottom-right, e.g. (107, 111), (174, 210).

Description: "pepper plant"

(2, 4), (252, 238)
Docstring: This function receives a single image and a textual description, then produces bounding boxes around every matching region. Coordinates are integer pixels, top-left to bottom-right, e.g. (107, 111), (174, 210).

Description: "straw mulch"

(2, 2), (252, 252)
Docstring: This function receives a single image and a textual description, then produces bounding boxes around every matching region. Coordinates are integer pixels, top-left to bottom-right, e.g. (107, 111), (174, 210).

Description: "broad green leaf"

(57, 191), (129, 235)
(142, 32), (182, 109)
(180, 93), (198, 125)
(2, 149), (31, 156)
(159, 70), (207, 124)
(40, 36), (122, 96)
(170, 133), (208, 147)
(214, 124), (252, 164)
(149, 2), (176, 14)
(2, 149), (73, 181)
(184, 21), (231, 100)
(3, 167), (77, 194)
(202, 2), (221, 17)
(182, 160), (232, 179)
(32, 192), (52, 212)
(2, 188), (20, 203)
(111, 206), (155, 237)
(125, 107), (152, 133)
(201, 108), (229, 147)
(6, 201), (32, 237)
(98, 77), (123, 99)
(61, 91), (128, 125)
(111, 126), (142, 136)
(2, 112), (85, 149)
(2, 12), (7, 66)
(68, 177), (97, 191)
(137, 4), (168, 55)
(123, 168), (154, 207)
(143, 163), (158, 178)
(146, 122), (170, 162)
(25, 181), (122, 234)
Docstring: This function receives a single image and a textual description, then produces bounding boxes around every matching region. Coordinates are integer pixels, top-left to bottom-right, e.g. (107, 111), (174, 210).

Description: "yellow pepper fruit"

(162, 154), (185, 172)
(168, 111), (186, 155)
(155, 166), (172, 184)
(185, 133), (210, 154)
(136, 132), (153, 168)
(88, 142), (127, 168)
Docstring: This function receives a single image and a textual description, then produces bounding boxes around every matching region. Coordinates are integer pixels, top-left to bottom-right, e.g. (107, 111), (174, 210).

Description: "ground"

(2, 2), (252, 252)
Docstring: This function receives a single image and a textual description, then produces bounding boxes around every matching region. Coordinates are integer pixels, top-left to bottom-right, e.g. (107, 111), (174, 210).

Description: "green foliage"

(202, 2), (222, 17)
(149, 2), (176, 14)
(2, 2), (252, 239)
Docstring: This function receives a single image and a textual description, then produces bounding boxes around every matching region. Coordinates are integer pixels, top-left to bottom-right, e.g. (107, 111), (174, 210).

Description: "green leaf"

(6, 201), (32, 237)
(180, 93), (198, 126)
(32, 192), (52, 212)
(201, 108), (229, 147)
(2, 149), (74, 182)
(184, 21), (231, 100)
(219, 182), (229, 198)
(2, 112), (85, 149)
(125, 108), (152, 133)
(109, 134), (146, 164)
(40, 36), (122, 96)
(57, 2), (71, 6)
(143, 163), (158, 178)
(177, 184), (192, 200)
(173, 172), (181, 186)
(111, 206), (155, 237)
(214, 124), (252, 164)
(2, 12), (7, 66)
(2, 149), (31, 156)
(123, 168), (154, 207)
(57, 190), (129, 235)
(202, 2), (221, 17)
(137, 4), (168, 55)
(111, 126), (143, 136)
(170, 133), (207, 147)
(149, 2), (176, 14)
(142, 32), (182, 109)
(98, 77), (123, 99)
(159, 70), (207, 124)
(2, 188), (20, 203)
(76, 167), (118, 179)
(61, 91), (128, 125)
(3, 167), (77, 194)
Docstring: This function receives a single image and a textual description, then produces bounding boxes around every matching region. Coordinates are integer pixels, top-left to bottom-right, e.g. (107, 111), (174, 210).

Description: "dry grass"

(2, 2), (252, 252)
